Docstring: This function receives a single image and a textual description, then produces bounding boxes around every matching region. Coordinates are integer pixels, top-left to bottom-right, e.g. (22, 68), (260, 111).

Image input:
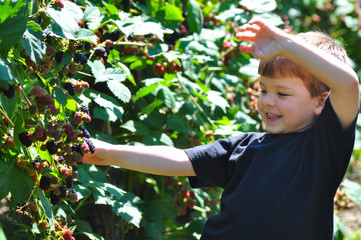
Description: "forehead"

(259, 76), (307, 90)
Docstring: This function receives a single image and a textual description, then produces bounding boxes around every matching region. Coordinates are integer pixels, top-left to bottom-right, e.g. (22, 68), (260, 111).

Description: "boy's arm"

(82, 138), (196, 176)
(236, 19), (359, 129)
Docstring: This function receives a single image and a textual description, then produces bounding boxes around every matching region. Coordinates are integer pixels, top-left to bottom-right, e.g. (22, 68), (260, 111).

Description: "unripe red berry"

(31, 86), (43, 97)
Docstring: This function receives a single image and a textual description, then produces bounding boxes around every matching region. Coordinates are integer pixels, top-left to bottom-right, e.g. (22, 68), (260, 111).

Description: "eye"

(260, 89), (267, 94)
(278, 92), (289, 97)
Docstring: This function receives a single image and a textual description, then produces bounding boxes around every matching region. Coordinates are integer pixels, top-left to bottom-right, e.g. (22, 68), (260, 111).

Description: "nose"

(260, 92), (276, 107)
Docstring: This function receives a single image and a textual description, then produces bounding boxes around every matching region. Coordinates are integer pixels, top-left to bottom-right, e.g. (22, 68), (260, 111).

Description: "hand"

(236, 19), (289, 60)
(82, 138), (113, 166)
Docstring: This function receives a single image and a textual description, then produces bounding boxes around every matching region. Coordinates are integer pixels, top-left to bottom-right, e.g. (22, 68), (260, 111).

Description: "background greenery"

(1, 0), (361, 239)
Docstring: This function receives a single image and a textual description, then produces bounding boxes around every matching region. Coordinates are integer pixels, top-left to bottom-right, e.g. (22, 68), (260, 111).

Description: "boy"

(83, 19), (359, 239)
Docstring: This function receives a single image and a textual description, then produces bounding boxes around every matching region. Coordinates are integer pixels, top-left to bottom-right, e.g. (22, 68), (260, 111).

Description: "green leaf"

(0, 13), (27, 50)
(0, 57), (15, 82)
(207, 90), (229, 113)
(0, 161), (34, 203)
(88, 90), (123, 122)
(187, 0), (203, 34)
(93, 107), (117, 122)
(158, 87), (176, 109)
(78, 164), (107, 184)
(148, 43), (169, 57)
(83, 7), (104, 31)
(121, 120), (150, 135)
(140, 99), (164, 116)
(134, 84), (159, 101)
(0, 0), (26, 23)
(134, 21), (173, 42)
(89, 60), (127, 83)
(107, 80), (131, 103)
(239, 0), (277, 13)
(143, 131), (174, 146)
(53, 87), (67, 106)
(38, 189), (55, 231)
(156, 5), (184, 28)
(342, 178), (361, 206)
(46, 5), (96, 43)
(22, 21), (46, 65)
(167, 114), (190, 133)
(333, 214), (353, 239)
(111, 192), (142, 227)
(116, 62), (136, 85)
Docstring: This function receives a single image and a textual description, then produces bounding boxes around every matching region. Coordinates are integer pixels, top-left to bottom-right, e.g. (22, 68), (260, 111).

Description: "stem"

(0, 107), (15, 127)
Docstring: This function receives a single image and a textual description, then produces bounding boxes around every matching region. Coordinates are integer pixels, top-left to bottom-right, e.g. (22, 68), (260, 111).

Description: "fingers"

(239, 45), (253, 54)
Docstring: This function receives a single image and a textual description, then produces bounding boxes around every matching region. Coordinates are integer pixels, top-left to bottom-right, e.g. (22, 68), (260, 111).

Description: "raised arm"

(82, 138), (196, 176)
(236, 19), (359, 129)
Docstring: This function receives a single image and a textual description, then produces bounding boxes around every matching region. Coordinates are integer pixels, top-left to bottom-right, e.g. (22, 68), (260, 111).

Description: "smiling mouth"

(266, 113), (281, 121)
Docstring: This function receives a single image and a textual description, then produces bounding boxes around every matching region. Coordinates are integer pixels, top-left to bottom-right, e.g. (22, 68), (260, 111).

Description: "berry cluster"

(334, 182), (356, 212)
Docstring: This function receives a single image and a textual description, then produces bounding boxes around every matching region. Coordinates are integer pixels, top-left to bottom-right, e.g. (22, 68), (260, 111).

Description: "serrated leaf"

(93, 106), (117, 122)
(0, 0), (26, 23)
(143, 131), (174, 146)
(83, 7), (104, 31)
(239, 0), (276, 13)
(53, 87), (67, 106)
(0, 161), (34, 203)
(0, 57), (14, 81)
(134, 84), (159, 101)
(121, 120), (150, 135)
(148, 43), (169, 57)
(0, 13), (27, 50)
(111, 192), (142, 227)
(22, 21), (46, 64)
(167, 114), (190, 133)
(46, 5), (96, 43)
(107, 80), (131, 103)
(158, 87), (175, 109)
(116, 62), (136, 85)
(207, 90), (229, 113)
(89, 60), (127, 83)
(88, 91), (123, 122)
(187, 0), (203, 34)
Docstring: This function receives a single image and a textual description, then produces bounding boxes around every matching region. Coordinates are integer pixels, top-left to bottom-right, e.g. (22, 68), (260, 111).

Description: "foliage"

(0, 0), (361, 239)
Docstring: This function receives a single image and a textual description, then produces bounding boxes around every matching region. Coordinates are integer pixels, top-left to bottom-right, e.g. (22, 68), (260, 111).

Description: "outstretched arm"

(82, 138), (196, 176)
(236, 19), (359, 129)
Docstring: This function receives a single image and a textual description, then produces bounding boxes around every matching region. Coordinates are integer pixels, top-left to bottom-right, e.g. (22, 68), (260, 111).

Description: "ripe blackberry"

(73, 143), (84, 157)
(46, 139), (57, 155)
(74, 52), (82, 63)
(19, 131), (32, 147)
(84, 138), (96, 154)
(63, 82), (76, 96)
(94, 47), (106, 57)
(84, 41), (92, 50)
(59, 186), (67, 198)
(39, 175), (51, 191)
(1, 84), (15, 98)
(74, 52), (88, 65)
(66, 176), (73, 188)
(80, 104), (89, 114)
(55, 51), (64, 64)
(78, 125), (90, 138)
(50, 191), (61, 205)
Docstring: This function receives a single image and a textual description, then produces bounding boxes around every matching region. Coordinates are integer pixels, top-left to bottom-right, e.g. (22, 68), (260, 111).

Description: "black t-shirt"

(185, 98), (357, 240)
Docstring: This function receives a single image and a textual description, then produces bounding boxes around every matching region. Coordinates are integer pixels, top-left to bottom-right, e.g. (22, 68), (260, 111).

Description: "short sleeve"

(317, 97), (358, 183)
(185, 133), (262, 188)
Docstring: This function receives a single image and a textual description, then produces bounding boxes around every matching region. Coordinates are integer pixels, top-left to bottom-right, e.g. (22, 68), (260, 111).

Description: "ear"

(314, 92), (329, 116)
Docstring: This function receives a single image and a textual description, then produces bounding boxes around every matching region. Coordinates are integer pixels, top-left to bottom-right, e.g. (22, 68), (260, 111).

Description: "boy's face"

(257, 76), (324, 134)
